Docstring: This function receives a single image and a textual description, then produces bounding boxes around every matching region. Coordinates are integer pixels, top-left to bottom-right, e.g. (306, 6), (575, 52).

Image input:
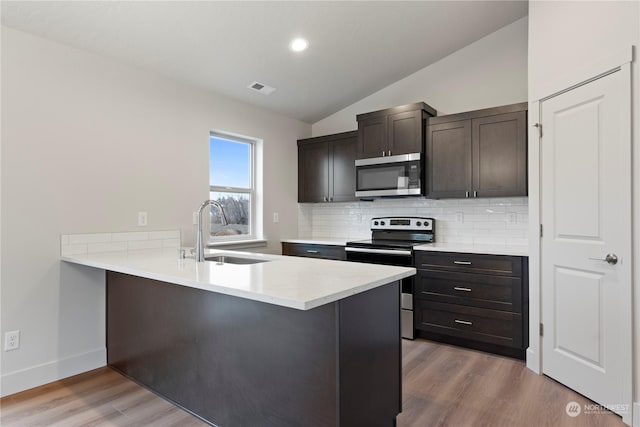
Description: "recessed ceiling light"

(290, 38), (308, 52)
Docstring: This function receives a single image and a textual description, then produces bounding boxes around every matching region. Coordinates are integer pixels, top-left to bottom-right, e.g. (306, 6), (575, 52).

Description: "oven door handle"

(345, 247), (413, 257)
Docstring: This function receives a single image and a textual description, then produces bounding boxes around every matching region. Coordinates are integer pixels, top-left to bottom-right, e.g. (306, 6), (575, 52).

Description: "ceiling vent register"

(247, 81), (276, 95)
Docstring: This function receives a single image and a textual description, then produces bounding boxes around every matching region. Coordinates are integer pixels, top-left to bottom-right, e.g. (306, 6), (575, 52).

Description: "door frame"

(527, 47), (635, 426)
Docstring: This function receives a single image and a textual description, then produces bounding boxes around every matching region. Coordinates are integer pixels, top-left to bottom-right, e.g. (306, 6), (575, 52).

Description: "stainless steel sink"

(204, 255), (269, 265)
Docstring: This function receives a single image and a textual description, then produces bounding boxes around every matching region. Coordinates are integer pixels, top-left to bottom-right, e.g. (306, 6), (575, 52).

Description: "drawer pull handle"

(453, 287), (472, 292)
(454, 319), (473, 326)
(453, 261), (472, 265)
(306, 250), (319, 254)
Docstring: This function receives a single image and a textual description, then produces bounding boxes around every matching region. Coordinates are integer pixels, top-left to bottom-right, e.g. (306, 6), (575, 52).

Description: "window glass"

(209, 133), (255, 240)
(209, 137), (251, 189)
(209, 191), (251, 237)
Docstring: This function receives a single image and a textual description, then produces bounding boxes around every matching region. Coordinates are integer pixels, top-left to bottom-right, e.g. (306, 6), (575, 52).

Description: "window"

(209, 132), (258, 242)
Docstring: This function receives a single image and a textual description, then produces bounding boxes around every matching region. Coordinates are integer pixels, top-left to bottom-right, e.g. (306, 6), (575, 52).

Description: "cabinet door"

(329, 134), (357, 202)
(388, 109), (423, 155)
(357, 115), (387, 159)
(426, 120), (472, 198)
(298, 142), (329, 203)
(472, 111), (527, 197)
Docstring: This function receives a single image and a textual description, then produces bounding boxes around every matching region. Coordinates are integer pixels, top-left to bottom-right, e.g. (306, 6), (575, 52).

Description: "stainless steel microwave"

(355, 153), (422, 198)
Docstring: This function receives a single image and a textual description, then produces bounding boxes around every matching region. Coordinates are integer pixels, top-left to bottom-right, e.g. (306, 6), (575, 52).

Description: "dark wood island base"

(107, 271), (401, 427)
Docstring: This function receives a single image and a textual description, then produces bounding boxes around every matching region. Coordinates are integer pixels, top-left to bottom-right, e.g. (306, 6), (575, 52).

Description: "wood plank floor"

(1, 339), (626, 427)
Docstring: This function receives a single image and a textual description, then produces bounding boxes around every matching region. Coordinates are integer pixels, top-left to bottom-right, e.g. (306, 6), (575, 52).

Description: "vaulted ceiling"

(1, 1), (528, 123)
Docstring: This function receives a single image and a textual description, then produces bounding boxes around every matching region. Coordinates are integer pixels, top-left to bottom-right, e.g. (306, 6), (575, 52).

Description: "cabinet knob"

(382, 151), (386, 157)
(465, 191), (469, 198)
(473, 191), (478, 197)
(388, 150), (391, 156)
(323, 196), (328, 202)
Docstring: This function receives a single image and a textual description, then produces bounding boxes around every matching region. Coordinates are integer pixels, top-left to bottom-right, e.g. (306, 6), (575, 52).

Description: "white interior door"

(540, 67), (631, 419)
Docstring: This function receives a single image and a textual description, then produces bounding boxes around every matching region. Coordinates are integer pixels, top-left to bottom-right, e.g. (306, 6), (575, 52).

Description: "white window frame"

(208, 130), (262, 245)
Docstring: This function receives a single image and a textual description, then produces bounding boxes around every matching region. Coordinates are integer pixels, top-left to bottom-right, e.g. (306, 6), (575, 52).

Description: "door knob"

(589, 253), (618, 265)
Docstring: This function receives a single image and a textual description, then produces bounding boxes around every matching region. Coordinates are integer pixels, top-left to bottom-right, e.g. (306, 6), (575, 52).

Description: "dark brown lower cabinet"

(107, 271), (401, 427)
(281, 242), (346, 260)
(414, 251), (528, 359)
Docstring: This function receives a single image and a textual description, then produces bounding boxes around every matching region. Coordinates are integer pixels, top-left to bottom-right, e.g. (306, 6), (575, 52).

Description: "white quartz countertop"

(413, 242), (528, 257)
(282, 238), (528, 256)
(62, 248), (414, 310)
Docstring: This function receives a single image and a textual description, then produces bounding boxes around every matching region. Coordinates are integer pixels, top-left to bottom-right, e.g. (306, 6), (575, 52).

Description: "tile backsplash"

(298, 197), (528, 246)
(61, 230), (181, 256)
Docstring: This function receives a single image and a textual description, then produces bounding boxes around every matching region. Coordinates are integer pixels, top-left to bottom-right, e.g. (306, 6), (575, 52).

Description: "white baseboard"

(0, 348), (106, 398)
(526, 347), (541, 374)
(633, 402), (639, 427)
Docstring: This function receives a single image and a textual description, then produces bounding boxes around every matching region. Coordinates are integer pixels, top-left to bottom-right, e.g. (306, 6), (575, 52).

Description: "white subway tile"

(149, 230), (180, 240)
(112, 232), (149, 242)
(87, 241), (127, 254)
(69, 233), (112, 244)
(506, 238), (529, 246)
(299, 198), (529, 244)
(162, 239), (181, 248)
(61, 244), (88, 256)
(128, 240), (162, 250)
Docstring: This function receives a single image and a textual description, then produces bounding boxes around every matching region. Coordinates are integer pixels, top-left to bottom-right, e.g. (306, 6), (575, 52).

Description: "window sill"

(206, 239), (268, 250)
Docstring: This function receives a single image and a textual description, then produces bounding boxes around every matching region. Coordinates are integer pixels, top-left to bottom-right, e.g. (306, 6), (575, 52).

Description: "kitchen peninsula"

(62, 248), (414, 427)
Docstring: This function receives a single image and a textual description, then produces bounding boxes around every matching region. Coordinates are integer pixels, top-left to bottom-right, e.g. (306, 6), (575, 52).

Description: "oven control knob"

(416, 221), (422, 226)
(425, 221), (431, 227)
(380, 221), (386, 226)
(374, 221), (379, 226)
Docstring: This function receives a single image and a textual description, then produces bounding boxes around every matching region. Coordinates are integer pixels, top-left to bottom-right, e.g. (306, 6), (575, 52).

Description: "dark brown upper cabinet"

(298, 131), (357, 203)
(426, 102), (527, 199)
(356, 102), (436, 160)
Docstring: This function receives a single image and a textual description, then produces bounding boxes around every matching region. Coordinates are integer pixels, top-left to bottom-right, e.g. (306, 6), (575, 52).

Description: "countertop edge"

(413, 244), (528, 257)
(62, 253), (415, 311)
(281, 239), (348, 246)
(282, 239), (528, 256)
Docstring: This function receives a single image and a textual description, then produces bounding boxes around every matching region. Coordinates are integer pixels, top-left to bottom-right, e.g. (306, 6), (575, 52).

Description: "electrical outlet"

(4, 330), (20, 351)
(138, 211), (148, 226)
(456, 212), (464, 223)
(273, 212), (279, 223)
(508, 212), (517, 224)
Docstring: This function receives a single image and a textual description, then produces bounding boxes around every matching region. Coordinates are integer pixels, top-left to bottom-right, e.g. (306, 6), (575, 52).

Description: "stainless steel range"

(345, 217), (435, 339)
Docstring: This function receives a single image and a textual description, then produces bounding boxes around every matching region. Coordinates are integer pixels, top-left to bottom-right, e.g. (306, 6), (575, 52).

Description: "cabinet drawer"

(416, 269), (521, 312)
(281, 242), (346, 261)
(415, 251), (521, 276)
(415, 300), (522, 348)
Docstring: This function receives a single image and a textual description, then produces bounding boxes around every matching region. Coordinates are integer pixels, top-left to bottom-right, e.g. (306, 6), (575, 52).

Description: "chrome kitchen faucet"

(195, 199), (227, 262)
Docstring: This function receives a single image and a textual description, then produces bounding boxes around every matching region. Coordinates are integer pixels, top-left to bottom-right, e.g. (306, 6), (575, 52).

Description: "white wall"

(0, 26), (309, 396)
(527, 1), (639, 425)
(304, 17), (529, 248)
(312, 17), (528, 136)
